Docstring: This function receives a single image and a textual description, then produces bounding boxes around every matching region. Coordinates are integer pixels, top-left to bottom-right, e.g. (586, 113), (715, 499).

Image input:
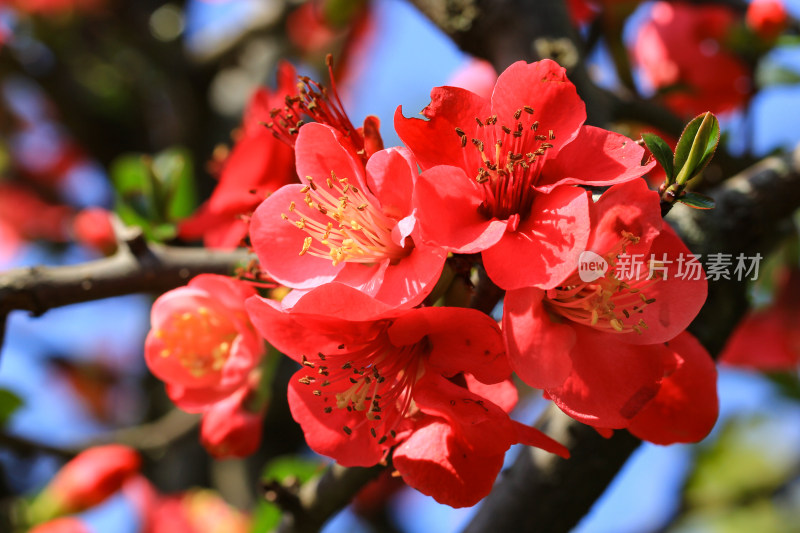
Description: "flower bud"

(747, 0), (789, 41)
(72, 208), (117, 255)
(34, 445), (140, 519)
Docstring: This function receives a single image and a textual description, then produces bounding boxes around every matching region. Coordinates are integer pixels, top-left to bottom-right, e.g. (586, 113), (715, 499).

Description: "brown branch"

(274, 462), (387, 533)
(0, 242), (251, 350)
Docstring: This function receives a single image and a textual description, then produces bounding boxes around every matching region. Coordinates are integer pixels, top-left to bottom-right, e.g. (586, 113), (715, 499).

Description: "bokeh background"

(2, 0), (800, 531)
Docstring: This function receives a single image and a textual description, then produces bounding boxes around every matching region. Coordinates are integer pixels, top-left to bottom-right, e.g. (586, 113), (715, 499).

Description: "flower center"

(154, 307), (238, 377)
(544, 233), (658, 334)
(455, 106), (556, 220)
(294, 326), (429, 445)
(281, 173), (411, 266)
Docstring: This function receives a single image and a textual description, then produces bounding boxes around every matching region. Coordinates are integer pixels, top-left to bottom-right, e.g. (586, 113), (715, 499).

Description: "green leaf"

(152, 147), (196, 221)
(678, 191), (715, 210)
(642, 132), (675, 183)
(250, 502), (282, 533)
(674, 112), (720, 185)
(261, 455), (323, 485)
(111, 154), (156, 225)
(0, 388), (23, 426)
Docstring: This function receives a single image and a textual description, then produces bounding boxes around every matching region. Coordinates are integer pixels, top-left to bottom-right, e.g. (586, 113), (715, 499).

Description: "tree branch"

(0, 243), (251, 349)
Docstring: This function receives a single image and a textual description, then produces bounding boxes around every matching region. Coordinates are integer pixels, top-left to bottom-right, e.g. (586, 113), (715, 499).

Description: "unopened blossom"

(246, 283), (568, 506)
(396, 59), (653, 290)
(34, 445), (140, 517)
(504, 179), (713, 433)
(250, 122), (447, 308)
(180, 62), (298, 249)
(145, 274), (264, 411)
(747, 0), (789, 41)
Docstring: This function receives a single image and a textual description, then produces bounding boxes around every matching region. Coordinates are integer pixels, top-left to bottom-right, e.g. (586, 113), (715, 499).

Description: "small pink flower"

(145, 275), (264, 411)
(250, 123), (447, 308)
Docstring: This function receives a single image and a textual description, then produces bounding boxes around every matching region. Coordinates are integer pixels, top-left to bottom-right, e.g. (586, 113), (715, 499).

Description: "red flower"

(200, 383), (264, 459)
(179, 62), (298, 248)
(144, 275), (264, 412)
(395, 59), (652, 290)
(720, 268), (800, 370)
(503, 179), (712, 435)
(634, 2), (751, 116)
(249, 123), (447, 308)
(43, 445), (141, 515)
(747, 0), (789, 41)
(246, 283), (568, 507)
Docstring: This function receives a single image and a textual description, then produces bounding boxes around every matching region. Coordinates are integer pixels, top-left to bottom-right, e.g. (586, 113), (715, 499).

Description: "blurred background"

(1, 0), (800, 531)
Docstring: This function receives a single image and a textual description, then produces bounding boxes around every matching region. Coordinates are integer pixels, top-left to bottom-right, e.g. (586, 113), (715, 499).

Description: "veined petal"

(414, 165), (508, 253)
(482, 185), (590, 290)
(538, 126), (655, 191)
(547, 325), (668, 428)
(503, 287), (576, 390)
(393, 419), (505, 508)
(628, 332), (718, 444)
(490, 60), (586, 155)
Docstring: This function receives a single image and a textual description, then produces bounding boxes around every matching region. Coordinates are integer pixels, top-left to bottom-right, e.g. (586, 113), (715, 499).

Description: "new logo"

(578, 251), (608, 282)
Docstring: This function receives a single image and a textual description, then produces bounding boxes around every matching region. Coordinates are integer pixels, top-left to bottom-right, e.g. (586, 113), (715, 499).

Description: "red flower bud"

(747, 0), (789, 41)
(72, 208), (117, 255)
(45, 445), (141, 514)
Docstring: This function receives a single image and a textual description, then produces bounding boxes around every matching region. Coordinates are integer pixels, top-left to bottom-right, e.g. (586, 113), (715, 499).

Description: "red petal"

(482, 185), (590, 289)
(365, 147), (416, 217)
(538, 126), (655, 191)
(587, 178), (662, 257)
(513, 421), (570, 459)
(295, 123), (368, 191)
(622, 225), (708, 345)
(394, 87), (490, 172)
(628, 332), (718, 444)
(547, 326), (669, 428)
(464, 375), (518, 413)
(490, 60), (585, 156)
(287, 372), (384, 467)
(393, 419), (505, 508)
(388, 307), (510, 383)
(503, 287), (576, 389)
(249, 184), (343, 289)
(414, 165), (508, 253)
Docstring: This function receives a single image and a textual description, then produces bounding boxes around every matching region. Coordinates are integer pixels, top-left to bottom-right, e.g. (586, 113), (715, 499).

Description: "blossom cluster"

(145, 59), (719, 507)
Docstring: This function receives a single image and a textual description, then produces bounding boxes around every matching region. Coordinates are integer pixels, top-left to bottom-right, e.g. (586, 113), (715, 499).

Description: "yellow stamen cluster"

(281, 174), (409, 266)
(154, 307), (238, 378)
(546, 233), (659, 335)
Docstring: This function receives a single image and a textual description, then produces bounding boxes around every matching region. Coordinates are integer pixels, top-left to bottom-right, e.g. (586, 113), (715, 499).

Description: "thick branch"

(275, 463), (386, 533)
